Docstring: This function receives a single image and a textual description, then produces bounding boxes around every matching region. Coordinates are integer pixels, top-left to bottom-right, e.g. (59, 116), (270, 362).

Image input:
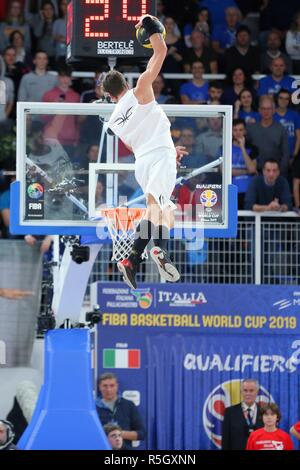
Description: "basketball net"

(101, 207), (146, 261)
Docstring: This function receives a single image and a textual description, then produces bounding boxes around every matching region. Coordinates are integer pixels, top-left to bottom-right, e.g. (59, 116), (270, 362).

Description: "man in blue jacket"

(96, 372), (146, 449)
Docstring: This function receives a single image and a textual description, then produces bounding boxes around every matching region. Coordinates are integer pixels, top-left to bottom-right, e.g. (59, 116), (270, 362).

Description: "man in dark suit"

(221, 379), (264, 450)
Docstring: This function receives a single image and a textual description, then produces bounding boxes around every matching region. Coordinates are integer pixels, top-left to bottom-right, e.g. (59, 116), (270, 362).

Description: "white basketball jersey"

(107, 89), (175, 158)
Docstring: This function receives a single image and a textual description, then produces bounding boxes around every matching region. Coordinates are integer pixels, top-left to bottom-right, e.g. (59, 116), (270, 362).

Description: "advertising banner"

(95, 283), (300, 450)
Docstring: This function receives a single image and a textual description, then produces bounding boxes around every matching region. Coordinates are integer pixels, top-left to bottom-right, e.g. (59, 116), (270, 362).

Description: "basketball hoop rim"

(100, 207), (146, 219)
(100, 207), (146, 232)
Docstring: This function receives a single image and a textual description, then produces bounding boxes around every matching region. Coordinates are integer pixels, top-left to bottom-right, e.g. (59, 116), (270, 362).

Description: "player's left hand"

(175, 145), (188, 168)
(135, 14), (154, 29)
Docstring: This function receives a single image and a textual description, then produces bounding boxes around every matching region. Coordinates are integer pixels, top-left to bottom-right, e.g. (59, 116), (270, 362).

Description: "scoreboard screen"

(66, 0), (156, 61)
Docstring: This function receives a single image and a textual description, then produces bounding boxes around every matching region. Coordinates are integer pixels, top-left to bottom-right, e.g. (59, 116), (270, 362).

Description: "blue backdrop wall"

(95, 283), (300, 450)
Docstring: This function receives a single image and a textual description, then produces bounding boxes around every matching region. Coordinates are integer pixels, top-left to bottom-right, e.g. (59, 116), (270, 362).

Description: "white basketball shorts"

(135, 147), (177, 210)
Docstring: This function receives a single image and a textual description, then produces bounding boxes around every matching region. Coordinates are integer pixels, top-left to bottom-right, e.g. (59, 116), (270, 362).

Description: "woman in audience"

(222, 67), (253, 106)
(53, 0), (67, 68)
(0, 0), (31, 53)
(161, 16), (184, 97)
(234, 88), (260, 124)
(183, 7), (211, 48)
(9, 30), (32, 68)
(32, 1), (56, 68)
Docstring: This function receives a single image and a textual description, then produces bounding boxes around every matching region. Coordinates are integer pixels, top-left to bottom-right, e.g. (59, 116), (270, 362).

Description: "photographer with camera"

(0, 420), (17, 450)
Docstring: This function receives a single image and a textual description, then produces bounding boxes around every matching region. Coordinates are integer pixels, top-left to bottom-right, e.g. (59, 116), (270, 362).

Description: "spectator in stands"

(246, 95), (290, 175)
(200, 0), (238, 29)
(183, 29), (218, 74)
(260, 0), (299, 36)
(258, 57), (295, 96)
(161, 16), (184, 96)
(223, 25), (260, 75)
(274, 89), (300, 159)
(42, 65), (80, 155)
(3, 45), (28, 94)
(80, 71), (107, 148)
(222, 378), (264, 450)
(18, 50), (57, 102)
(234, 88), (260, 124)
(232, 118), (257, 208)
(261, 30), (292, 74)
(207, 80), (223, 104)
(152, 73), (173, 104)
(0, 420), (17, 450)
(24, 0), (59, 26)
(161, 17), (183, 72)
(176, 126), (205, 168)
(0, 73), (14, 134)
(157, 0), (181, 37)
(286, 11), (300, 74)
(244, 159), (292, 212)
(53, 0), (67, 68)
(104, 423), (124, 450)
(9, 30), (32, 68)
(96, 372), (146, 449)
(32, 1), (57, 69)
(246, 403), (294, 450)
(180, 61), (209, 104)
(156, 0), (166, 25)
(183, 7), (211, 48)
(0, 0), (31, 53)
(211, 6), (241, 55)
(290, 420), (300, 440)
(175, 174), (205, 214)
(222, 67), (254, 106)
(196, 117), (223, 160)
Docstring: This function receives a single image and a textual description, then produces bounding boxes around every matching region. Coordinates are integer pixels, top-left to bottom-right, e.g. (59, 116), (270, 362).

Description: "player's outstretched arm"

(135, 16), (167, 103)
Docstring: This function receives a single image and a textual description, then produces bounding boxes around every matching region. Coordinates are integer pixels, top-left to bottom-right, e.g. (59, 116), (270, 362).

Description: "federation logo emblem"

(200, 190), (217, 208)
(203, 379), (274, 449)
(131, 289), (153, 309)
(27, 183), (44, 199)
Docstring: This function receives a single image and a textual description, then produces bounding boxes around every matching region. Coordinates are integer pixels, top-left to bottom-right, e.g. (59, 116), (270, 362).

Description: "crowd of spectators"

(1, 0), (300, 236)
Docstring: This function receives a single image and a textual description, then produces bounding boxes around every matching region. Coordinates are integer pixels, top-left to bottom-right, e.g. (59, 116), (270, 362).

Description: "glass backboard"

(11, 102), (237, 238)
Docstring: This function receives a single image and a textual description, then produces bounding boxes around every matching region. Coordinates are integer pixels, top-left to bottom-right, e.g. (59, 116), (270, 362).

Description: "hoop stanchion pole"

(18, 329), (110, 450)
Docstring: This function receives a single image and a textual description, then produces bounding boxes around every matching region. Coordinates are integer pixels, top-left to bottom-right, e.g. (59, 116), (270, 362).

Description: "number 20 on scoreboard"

(67, 0), (156, 60)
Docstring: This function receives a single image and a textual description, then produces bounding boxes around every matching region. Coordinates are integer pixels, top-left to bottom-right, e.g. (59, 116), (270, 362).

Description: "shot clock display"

(66, 0), (156, 61)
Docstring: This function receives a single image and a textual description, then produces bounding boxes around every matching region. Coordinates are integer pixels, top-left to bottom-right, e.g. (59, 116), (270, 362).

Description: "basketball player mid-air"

(103, 14), (187, 289)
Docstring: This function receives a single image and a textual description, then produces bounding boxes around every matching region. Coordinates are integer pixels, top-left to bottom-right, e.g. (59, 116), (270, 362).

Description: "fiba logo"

(200, 190), (218, 208)
(27, 183), (44, 199)
(202, 379), (274, 449)
(292, 80), (300, 105)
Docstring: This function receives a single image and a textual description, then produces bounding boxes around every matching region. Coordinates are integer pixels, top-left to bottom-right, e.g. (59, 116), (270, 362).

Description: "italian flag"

(103, 349), (140, 369)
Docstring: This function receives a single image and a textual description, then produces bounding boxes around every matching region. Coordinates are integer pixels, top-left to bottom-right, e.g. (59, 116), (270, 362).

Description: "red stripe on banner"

(128, 349), (140, 368)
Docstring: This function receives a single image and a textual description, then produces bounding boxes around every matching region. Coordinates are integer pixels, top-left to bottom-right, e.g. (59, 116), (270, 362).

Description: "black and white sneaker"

(117, 259), (137, 289)
(150, 246), (180, 282)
